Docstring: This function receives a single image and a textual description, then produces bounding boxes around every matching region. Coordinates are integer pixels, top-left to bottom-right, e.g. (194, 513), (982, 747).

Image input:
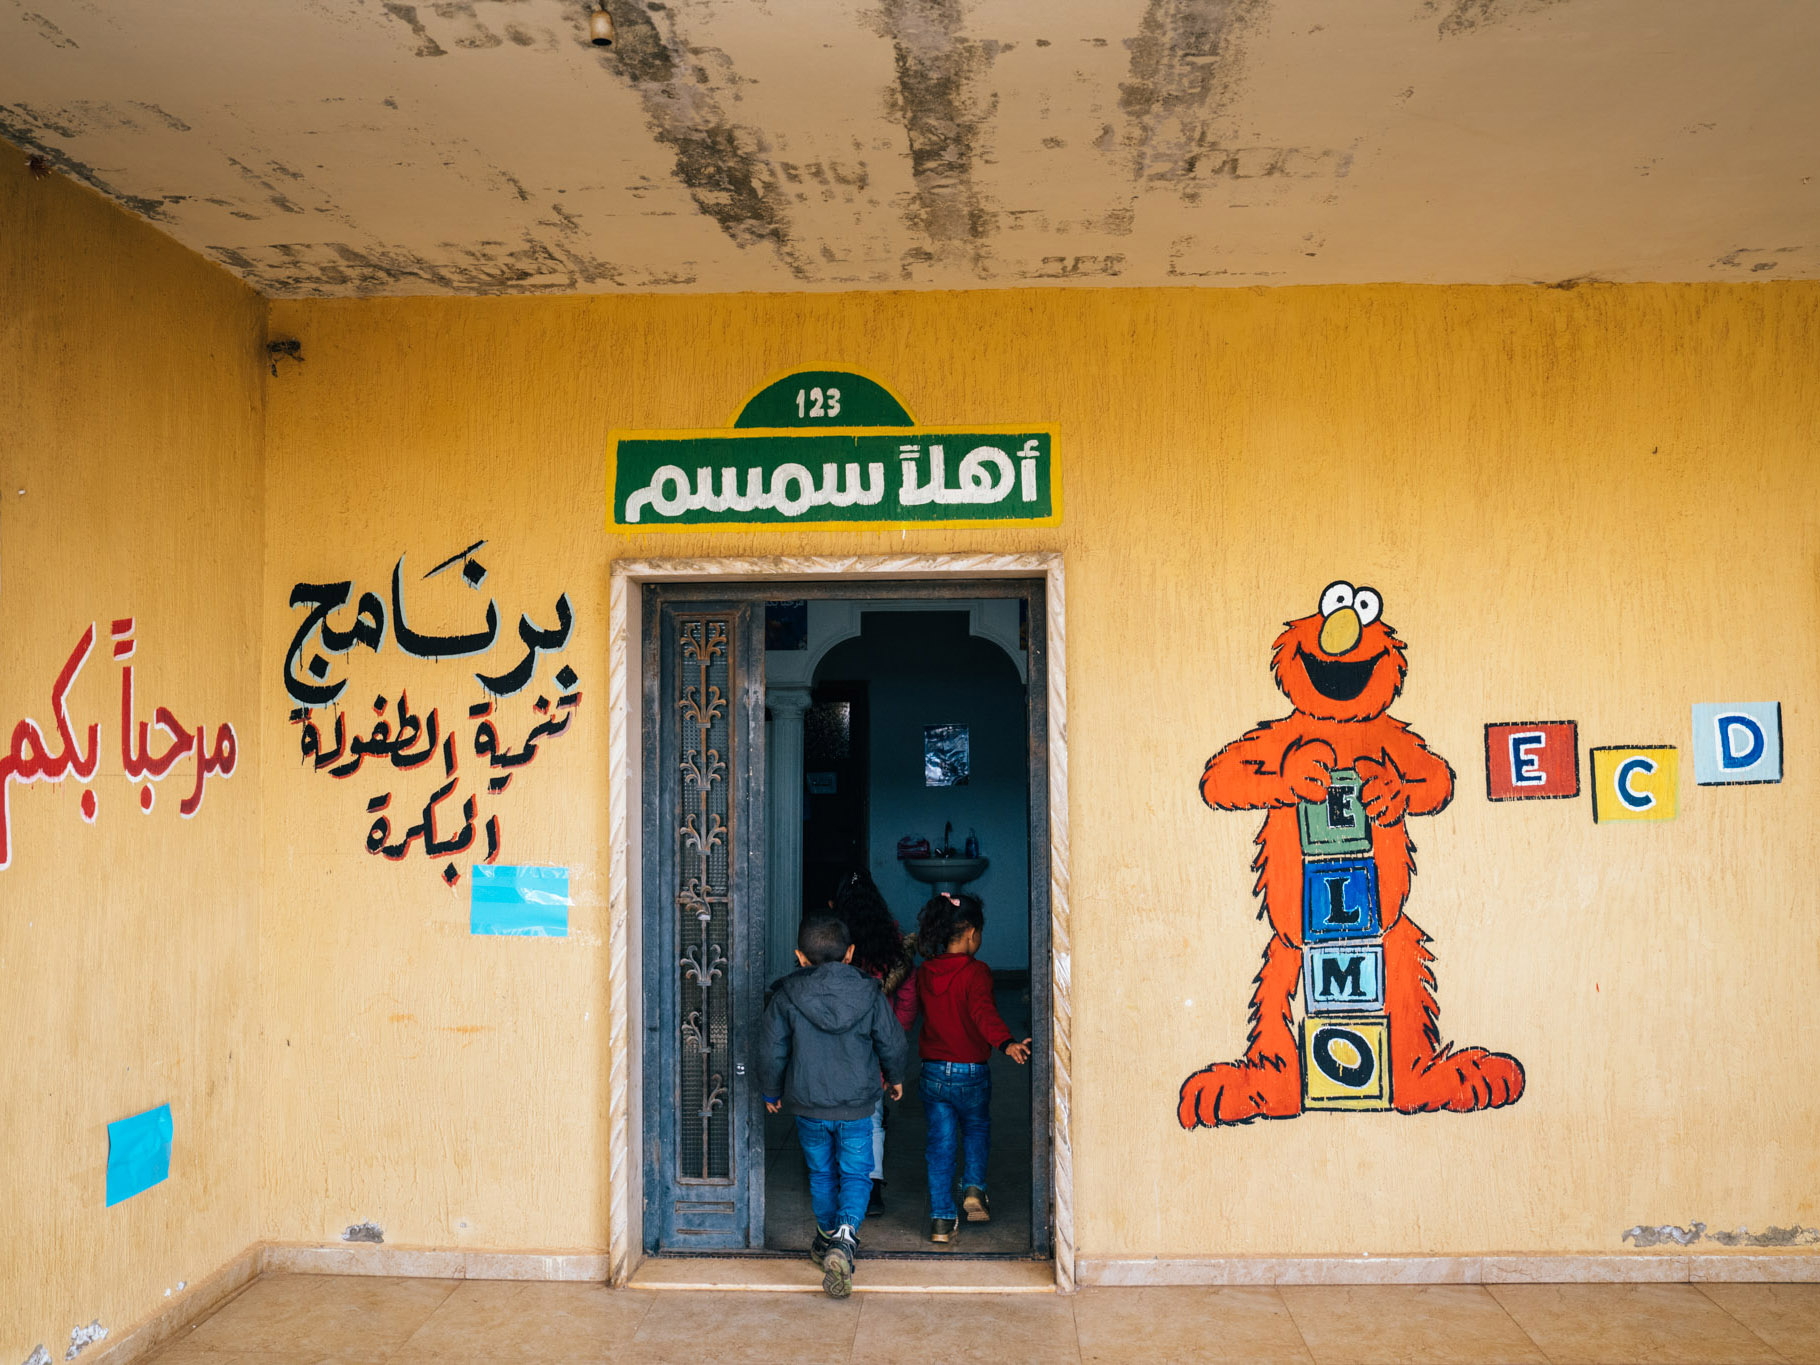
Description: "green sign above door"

(732, 370), (914, 428)
(607, 368), (1060, 532)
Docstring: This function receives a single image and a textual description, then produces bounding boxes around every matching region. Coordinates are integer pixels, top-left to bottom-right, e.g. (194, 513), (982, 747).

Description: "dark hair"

(915, 892), (984, 960)
(832, 868), (906, 979)
(797, 914), (852, 965)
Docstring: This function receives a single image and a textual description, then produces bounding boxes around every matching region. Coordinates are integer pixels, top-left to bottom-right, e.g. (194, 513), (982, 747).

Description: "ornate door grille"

(645, 595), (764, 1251)
(676, 616), (733, 1182)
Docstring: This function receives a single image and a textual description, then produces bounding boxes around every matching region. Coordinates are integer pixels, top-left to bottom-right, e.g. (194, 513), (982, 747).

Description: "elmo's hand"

(1355, 750), (1409, 826)
(1280, 739), (1339, 805)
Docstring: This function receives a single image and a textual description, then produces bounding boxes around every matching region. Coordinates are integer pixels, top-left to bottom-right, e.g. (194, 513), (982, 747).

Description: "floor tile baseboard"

(1076, 1253), (1820, 1286)
(260, 1241), (611, 1281)
(88, 1246), (263, 1365)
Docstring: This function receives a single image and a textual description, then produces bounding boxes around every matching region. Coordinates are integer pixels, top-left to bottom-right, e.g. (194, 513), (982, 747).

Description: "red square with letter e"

(1485, 722), (1579, 801)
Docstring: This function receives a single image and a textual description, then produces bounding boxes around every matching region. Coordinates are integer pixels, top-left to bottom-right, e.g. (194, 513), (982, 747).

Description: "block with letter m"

(1304, 940), (1384, 1014)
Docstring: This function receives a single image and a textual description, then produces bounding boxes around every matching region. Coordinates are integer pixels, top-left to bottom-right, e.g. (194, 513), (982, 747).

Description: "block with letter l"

(1301, 856), (1380, 944)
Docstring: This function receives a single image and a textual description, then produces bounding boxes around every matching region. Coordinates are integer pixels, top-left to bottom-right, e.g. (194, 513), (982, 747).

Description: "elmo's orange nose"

(1319, 607), (1362, 655)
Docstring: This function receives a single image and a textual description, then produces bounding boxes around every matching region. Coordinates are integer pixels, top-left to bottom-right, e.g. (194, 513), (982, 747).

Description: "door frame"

(607, 553), (1074, 1290)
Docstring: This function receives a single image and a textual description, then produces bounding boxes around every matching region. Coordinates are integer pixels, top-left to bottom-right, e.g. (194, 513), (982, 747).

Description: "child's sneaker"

(961, 1186), (991, 1222)
(821, 1224), (858, 1298)
(809, 1227), (834, 1268)
(929, 1216), (957, 1243)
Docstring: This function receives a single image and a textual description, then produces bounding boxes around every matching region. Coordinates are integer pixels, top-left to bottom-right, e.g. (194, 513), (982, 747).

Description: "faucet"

(942, 821), (954, 857)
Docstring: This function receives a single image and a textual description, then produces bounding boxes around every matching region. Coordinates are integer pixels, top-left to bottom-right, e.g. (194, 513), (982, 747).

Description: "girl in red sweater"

(898, 893), (1031, 1243)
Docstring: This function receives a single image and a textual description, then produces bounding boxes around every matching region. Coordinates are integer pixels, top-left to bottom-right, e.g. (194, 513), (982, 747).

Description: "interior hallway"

(140, 1272), (1820, 1363)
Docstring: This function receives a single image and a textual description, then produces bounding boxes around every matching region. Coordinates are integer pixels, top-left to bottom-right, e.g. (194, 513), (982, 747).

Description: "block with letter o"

(1484, 721), (1579, 801)
(1302, 1017), (1390, 1110)
(1691, 702), (1782, 786)
(1589, 746), (1678, 823)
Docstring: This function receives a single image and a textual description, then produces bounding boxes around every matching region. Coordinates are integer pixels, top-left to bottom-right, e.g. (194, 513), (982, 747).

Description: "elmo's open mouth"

(1298, 647), (1384, 702)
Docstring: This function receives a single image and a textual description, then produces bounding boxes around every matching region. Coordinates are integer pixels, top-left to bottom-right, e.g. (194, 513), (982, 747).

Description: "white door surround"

(606, 553), (1073, 1290)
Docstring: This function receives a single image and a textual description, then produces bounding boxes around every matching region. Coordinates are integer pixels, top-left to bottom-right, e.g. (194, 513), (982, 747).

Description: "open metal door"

(642, 593), (766, 1251)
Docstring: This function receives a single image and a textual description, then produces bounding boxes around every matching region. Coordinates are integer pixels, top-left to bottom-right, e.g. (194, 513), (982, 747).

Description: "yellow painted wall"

(0, 154), (266, 1359)
(261, 281), (1818, 1262)
(5, 128), (1813, 1355)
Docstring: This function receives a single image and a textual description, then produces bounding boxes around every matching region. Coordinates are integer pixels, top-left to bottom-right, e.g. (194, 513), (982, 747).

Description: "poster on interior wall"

(923, 724), (970, 787)
(280, 539), (581, 888)
(1178, 581), (1526, 1127)
(605, 367), (1060, 532)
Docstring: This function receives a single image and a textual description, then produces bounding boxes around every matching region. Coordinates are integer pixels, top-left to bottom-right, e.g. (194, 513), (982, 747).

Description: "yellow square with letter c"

(1590, 746), (1678, 823)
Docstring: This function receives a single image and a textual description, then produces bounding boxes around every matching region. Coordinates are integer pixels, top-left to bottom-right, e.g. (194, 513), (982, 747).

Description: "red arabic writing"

(1, 619), (239, 870)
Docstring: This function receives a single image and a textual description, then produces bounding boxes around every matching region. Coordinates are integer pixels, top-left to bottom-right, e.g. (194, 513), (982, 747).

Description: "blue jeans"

(795, 1116), (873, 1234)
(920, 1060), (991, 1220)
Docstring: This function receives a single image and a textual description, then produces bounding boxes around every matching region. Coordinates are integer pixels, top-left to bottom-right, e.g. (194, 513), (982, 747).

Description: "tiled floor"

(144, 1272), (1820, 1364)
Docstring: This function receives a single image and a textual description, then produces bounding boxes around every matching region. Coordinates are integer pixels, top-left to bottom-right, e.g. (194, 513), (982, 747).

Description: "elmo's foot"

(1178, 1061), (1302, 1128)
(1394, 1048), (1525, 1113)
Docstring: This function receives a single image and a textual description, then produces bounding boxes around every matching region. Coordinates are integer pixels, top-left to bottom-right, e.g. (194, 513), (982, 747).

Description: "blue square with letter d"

(1691, 702), (1781, 785)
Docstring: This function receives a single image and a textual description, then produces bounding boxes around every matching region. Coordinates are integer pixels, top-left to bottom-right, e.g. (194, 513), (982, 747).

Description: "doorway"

(765, 606), (1034, 1255)
(638, 577), (1053, 1262)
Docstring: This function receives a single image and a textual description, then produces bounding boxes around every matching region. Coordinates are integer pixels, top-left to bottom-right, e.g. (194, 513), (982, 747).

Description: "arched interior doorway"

(761, 604), (1035, 1255)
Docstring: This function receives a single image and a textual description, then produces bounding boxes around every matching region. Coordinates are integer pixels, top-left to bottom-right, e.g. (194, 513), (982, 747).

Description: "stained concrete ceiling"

(3, 0), (1816, 297)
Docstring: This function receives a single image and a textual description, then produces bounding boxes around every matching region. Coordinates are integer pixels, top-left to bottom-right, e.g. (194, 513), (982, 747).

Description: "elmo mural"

(1178, 582), (1525, 1126)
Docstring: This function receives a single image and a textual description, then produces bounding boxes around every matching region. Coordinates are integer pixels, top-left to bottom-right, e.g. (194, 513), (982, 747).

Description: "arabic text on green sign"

(609, 429), (1057, 529)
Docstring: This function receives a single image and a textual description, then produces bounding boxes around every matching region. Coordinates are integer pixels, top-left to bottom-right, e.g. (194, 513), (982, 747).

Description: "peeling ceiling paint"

(2, 0), (1816, 297)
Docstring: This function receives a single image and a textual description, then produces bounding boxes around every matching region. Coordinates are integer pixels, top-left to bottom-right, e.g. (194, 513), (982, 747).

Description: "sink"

(903, 857), (989, 893)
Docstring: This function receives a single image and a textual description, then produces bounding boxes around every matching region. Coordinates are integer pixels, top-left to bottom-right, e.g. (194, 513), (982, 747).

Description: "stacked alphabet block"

(1297, 769), (1391, 1110)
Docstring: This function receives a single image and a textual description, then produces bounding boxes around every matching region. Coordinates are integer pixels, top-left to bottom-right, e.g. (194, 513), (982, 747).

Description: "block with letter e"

(1304, 941), (1385, 1014)
(1302, 1016), (1390, 1110)
(1301, 857), (1380, 944)
(1484, 721), (1579, 801)
(1298, 767), (1373, 856)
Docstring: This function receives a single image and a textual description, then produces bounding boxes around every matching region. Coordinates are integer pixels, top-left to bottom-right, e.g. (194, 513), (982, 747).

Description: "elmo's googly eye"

(1319, 581), (1355, 617)
(1352, 588), (1382, 626)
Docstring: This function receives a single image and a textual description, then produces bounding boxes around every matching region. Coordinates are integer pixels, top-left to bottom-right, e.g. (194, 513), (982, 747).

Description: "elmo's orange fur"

(1177, 585), (1525, 1127)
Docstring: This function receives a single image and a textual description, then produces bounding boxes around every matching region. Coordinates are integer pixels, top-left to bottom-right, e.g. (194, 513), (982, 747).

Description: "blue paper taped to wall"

(471, 864), (570, 937)
(107, 1102), (172, 1207)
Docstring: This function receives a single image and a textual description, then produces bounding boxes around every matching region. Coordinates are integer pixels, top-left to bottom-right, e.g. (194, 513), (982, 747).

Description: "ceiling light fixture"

(588, 2), (615, 46)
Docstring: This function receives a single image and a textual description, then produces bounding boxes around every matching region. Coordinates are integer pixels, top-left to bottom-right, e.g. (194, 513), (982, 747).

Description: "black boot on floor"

(867, 1179), (885, 1216)
(822, 1224), (858, 1298)
(962, 1186), (991, 1222)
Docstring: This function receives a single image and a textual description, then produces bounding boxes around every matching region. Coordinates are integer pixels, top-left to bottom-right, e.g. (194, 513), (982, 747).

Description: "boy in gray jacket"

(761, 914), (909, 1297)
